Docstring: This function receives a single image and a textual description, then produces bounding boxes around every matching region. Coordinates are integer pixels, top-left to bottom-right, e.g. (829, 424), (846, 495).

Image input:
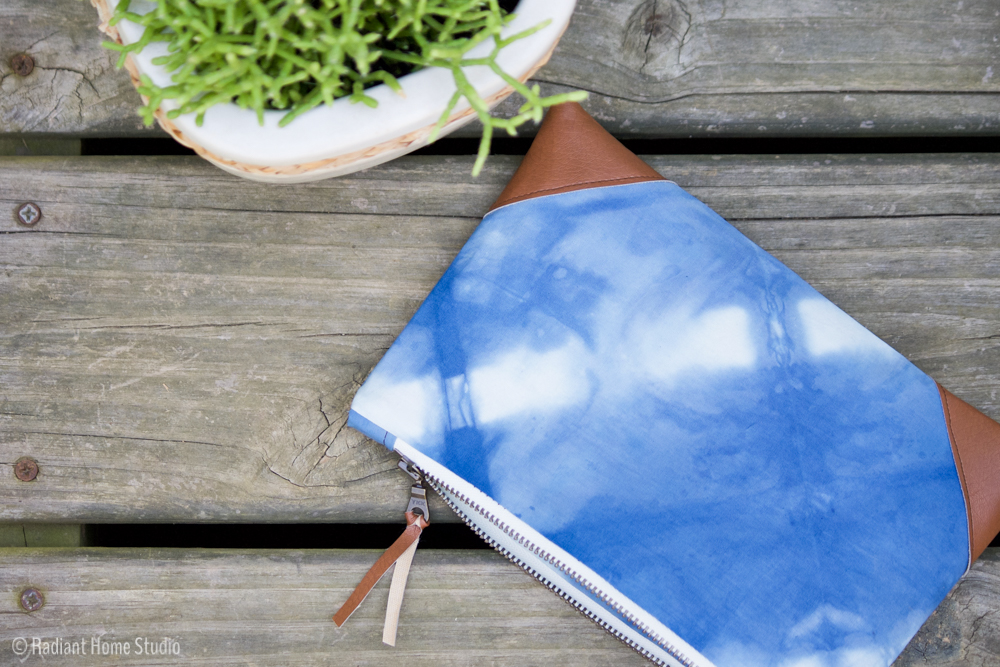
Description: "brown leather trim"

(332, 511), (427, 627)
(938, 384), (1000, 562)
(488, 102), (665, 212)
(938, 383), (975, 564)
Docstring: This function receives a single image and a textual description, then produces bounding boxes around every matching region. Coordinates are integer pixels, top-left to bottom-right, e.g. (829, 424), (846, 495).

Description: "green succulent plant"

(104, 0), (586, 175)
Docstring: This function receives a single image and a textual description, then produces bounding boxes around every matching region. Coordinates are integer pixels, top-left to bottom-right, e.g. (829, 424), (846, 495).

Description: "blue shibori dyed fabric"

(350, 181), (969, 667)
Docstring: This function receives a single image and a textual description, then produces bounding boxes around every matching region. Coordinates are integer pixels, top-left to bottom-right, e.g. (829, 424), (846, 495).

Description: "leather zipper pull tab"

(383, 472), (430, 645)
(332, 464), (430, 637)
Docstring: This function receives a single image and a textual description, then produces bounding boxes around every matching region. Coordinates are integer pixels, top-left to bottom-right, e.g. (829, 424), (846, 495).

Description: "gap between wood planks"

(78, 135), (1000, 157)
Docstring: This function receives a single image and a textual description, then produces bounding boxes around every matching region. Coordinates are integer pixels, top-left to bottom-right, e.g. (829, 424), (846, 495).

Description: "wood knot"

(621, 0), (692, 78)
(642, 8), (679, 39)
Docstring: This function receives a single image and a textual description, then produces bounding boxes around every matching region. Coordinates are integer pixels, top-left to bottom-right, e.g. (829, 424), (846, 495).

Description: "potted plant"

(90, 0), (582, 183)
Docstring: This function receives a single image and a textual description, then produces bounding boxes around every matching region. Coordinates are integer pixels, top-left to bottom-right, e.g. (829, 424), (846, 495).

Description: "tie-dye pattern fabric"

(350, 181), (969, 667)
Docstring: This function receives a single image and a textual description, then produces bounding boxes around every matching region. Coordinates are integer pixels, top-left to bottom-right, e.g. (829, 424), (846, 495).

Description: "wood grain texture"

(1, 153), (998, 523)
(0, 547), (997, 666)
(0, 2), (143, 135)
(1, 0), (997, 137)
(0, 135), (84, 550)
(499, 0), (1000, 138)
(0, 548), (650, 666)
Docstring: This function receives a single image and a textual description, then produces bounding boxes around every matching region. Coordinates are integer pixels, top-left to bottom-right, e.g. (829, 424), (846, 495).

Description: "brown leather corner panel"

(938, 384), (1000, 562)
(488, 102), (665, 211)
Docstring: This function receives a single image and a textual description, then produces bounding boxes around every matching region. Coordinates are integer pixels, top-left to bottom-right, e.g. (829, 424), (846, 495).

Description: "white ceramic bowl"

(93, 0), (577, 183)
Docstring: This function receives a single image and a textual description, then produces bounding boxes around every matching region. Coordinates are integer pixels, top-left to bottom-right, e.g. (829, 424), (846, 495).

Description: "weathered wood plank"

(1, 154), (998, 522)
(514, 0), (1000, 138)
(0, 139), (86, 549)
(0, 547), (997, 666)
(1, 0), (997, 137)
(0, 548), (651, 666)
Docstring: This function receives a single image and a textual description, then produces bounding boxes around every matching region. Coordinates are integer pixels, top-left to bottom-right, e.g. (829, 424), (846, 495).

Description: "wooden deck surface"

(1, 0), (1000, 664)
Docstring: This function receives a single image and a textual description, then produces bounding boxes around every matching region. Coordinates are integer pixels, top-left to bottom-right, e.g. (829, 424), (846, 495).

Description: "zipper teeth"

(422, 471), (696, 667)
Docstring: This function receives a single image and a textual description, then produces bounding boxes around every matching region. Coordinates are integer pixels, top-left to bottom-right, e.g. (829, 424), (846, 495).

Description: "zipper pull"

(398, 457), (421, 481)
(399, 458), (430, 524)
(332, 457), (430, 646)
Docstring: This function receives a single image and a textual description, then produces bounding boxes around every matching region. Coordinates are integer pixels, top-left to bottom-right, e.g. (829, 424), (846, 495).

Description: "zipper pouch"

(339, 103), (1000, 667)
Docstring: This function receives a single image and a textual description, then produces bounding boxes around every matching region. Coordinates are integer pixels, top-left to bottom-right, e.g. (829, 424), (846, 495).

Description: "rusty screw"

(13, 457), (38, 482)
(15, 202), (41, 227)
(10, 53), (34, 77)
(20, 588), (44, 612)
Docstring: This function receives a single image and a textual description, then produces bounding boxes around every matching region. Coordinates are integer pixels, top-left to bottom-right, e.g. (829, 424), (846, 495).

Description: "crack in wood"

(317, 398), (332, 429)
(297, 333), (396, 339)
(5, 429), (238, 450)
(263, 454), (377, 491)
(523, 80), (1000, 107)
(36, 66), (100, 96)
(75, 321), (272, 331)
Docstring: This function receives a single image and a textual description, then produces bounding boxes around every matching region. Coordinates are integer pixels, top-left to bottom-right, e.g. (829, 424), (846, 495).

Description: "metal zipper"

(397, 458), (430, 521)
(397, 454), (696, 667)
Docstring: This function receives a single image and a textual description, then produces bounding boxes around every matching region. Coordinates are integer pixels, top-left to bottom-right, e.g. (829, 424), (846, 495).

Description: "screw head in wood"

(20, 588), (44, 612)
(15, 202), (41, 227)
(10, 53), (34, 77)
(13, 457), (38, 482)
